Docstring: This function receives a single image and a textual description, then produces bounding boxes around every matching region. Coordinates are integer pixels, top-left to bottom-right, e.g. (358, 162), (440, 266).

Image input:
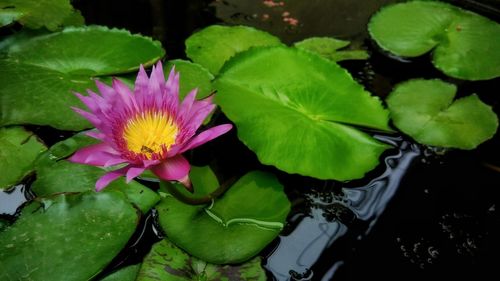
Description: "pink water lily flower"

(69, 62), (232, 191)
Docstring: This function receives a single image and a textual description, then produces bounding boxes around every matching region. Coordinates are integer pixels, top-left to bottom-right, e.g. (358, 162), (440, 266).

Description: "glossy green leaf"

(0, 126), (46, 189)
(0, 218), (8, 232)
(157, 169), (290, 264)
(294, 37), (369, 61)
(0, 0), (83, 31)
(0, 191), (139, 281)
(32, 134), (160, 213)
(100, 264), (141, 281)
(387, 79), (498, 149)
(0, 26), (165, 130)
(215, 46), (391, 181)
(185, 25), (282, 75)
(368, 1), (500, 80)
(165, 59), (214, 99)
(137, 238), (266, 281)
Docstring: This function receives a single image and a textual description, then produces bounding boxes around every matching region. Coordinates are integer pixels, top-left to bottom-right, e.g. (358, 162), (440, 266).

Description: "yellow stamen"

(123, 111), (178, 159)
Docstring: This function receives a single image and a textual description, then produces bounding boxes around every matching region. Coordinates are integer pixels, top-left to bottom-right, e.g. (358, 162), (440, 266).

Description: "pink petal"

(95, 80), (116, 102)
(95, 168), (127, 191)
(69, 143), (122, 166)
(126, 166), (146, 182)
(113, 78), (137, 110)
(179, 88), (198, 117)
(151, 155), (190, 181)
(84, 130), (106, 141)
(74, 92), (99, 112)
(178, 124), (233, 154)
(71, 107), (101, 127)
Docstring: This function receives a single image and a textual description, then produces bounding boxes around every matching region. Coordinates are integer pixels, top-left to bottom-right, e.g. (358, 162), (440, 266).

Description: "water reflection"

(0, 184), (30, 216)
(265, 137), (420, 280)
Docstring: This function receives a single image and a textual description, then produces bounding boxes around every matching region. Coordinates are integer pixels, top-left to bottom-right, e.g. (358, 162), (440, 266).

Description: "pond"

(1, 0), (499, 280)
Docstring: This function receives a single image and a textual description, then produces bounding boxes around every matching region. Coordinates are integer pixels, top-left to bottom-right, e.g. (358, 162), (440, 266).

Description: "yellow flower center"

(123, 111), (178, 159)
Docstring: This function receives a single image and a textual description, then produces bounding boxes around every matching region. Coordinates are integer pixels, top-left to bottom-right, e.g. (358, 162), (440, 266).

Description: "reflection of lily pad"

(294, 37), (369, 61)
(165, 59), (214, 99)
(387, 79), (498, 149)
(101, 264), (141, 281)
(157, 168), (290, 264)
(0, 26), (165, 130)
(215, 46), (391, 181)
(185, 25), (282, 75)
(0, 191), (139, 281)
(0, 0), (83, 30)
(137, 238), (266, 281)
(368, 1), (500, 80)
(0, 126), (46, 189)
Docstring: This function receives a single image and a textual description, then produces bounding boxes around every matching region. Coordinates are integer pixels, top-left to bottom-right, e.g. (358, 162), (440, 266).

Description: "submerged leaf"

(294, 37), (369, 61)
(0, 126), (46, 189)
(387, 79), (498, 149)
(137, 238), (266, 281)
(0, 191), (139, 281)
(368, 1), (500, 80)
(0, 0), (83, 30)
(0, 26), (165, 130)
(215, 46), (391, 181)
(157, 168), (290, 264)
(185, 25), (282, 75)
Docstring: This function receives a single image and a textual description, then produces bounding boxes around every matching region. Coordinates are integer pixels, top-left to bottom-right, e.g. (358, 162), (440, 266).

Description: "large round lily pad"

(368, 1), (500, 80)
(386, 79), (498, 149)
(0, 126), (46, 189)
(215, 46), (391, 181)
(157, 167), (290, 264)
(0, 0), (83, 31)
(0, 191), (139, 281)
(137, 238), (266, 281)
(185, 25), (282, 75)
(0, 26), (165, 130)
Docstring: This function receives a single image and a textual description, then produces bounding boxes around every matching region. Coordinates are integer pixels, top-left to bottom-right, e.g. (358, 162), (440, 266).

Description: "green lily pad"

(0, 126), (46, 189)
(32, 134), (160, 213)
(165, 59), (214, 100)
(0, 26), (165, 130)
(0, 191), (139, 281)
(294, 37), (369, 61)
(185, 25), (282, 75)
(215, 46), (391, 181)
(100, 264), (141, 281)
(157, 168), (290, 264)
(0, 218), (8, 232)
(137, 238), (266, 281)
(386, 79), (498, 149)
(0, 0), (83, 31)
(368, 1), (500, 80)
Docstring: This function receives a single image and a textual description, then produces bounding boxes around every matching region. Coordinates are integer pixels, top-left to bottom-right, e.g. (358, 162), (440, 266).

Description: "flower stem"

(164, 176), (237, 205)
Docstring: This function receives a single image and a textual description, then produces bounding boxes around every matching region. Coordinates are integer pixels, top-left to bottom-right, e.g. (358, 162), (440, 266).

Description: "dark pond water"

(1, 0), (500, 280)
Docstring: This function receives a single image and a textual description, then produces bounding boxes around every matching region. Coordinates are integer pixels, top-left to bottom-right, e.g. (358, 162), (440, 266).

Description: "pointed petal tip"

(179, 175), (193, 193)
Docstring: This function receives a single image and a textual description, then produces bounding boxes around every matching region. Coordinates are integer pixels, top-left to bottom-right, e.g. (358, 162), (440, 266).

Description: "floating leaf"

(368, 1), (500, 80)
(0, 126), (46, 189)
(137, 238), (266, 281)
(0, 0), (83, 30)
(0, 191), (139, 281)
(386, 79), (498, 149)
(165, 59), (214, 99)
(32, 134), (160, 213)
(185, 25), (282, 75)
(0, 218), (8, 232)
(100, 264), (141, 281)
(215, 46), (391, 181)
(294, 37), (369, 61)
(0, 26), (165, 130)
(157, 168), (290, 264)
